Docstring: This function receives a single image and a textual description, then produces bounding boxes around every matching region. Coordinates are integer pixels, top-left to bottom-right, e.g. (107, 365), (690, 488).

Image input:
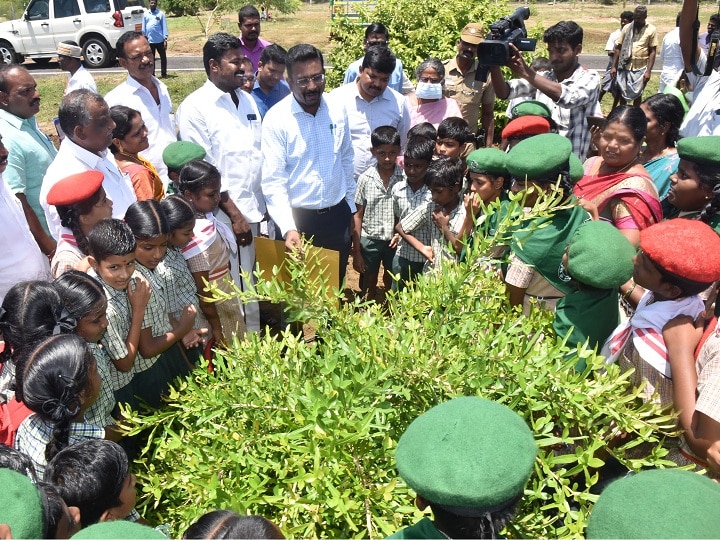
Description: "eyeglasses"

(240, 75), (255, 83)
(294, 73), (325, 88)
(419, 77), (441, 84)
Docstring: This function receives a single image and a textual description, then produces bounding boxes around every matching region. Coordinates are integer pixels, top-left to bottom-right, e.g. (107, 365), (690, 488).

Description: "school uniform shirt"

(40, 137), (137, 240)
(65, 66), (97, 95)
(0, 109), (58, 235)
(156, 246), (205, 329)
(84, 343), (117, 429)
(262, 94), (356, 237)
(400, 198), (466, 269)
(0, 173), (50, 303)
(105, 75), (177, 185)
(355, 164), (404, 240)
(177, 79), (265, 223)
(133, 264), (169, 373)
(328, 82), (410, 179)
(392, 181), (433, 263)
(50, 227), (84, 278)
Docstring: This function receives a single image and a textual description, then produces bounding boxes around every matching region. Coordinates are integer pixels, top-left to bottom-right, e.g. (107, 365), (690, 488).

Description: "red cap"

(47, 171), (104, 206)
(502, 115), (551, 140)
(640, 219), (720, 283)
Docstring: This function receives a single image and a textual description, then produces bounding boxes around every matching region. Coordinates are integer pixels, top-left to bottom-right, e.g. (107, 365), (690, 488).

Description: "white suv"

(0, 0), (145, 68)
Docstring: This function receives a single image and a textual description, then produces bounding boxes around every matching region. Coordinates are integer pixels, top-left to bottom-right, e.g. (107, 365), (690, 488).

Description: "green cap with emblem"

(510, 100), (552, 120)
(162, 141), (207, 171)
(677, 136), (720, 166)
(507, 133), (572, 182)
(466, 148), (508, 176)
(567, 220), (635, 289)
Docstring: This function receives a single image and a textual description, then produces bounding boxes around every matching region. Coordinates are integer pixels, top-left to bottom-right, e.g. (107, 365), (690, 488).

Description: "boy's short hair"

(45, 440), (130, 528)
(405, 135), (435, 161)
(425, 157), (464, 189)
(407, 122), (436, 141)
(543, 21), (583, 49)
(437, 117), (471, 144)
(371, 125), (401, 147)
(87, 219), (136, 262)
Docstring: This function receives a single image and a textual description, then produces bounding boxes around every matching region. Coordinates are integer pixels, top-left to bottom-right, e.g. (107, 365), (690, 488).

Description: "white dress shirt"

(328, 81), (409, 179)
(40, 137), (137, 240)
(176, 79), (265, 223)
(65, 66), (97, 95)
(659, 27), (684, 92)
(681, 51), (720, 137)
(261, 94), (355, 236)
(105, 75), (177, 185)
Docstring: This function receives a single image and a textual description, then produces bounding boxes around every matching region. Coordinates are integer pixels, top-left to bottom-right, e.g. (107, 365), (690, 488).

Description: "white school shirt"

(177, 79), (265, 223)
(40, 138), (137, 240)
(105, 75), (177, 185)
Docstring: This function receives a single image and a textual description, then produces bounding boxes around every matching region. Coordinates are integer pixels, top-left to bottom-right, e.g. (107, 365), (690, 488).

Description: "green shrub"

(124, 193), (678, 538)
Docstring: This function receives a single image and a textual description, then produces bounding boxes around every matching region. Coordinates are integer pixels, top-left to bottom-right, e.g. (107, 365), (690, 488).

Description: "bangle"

(623, 281), (637, 301)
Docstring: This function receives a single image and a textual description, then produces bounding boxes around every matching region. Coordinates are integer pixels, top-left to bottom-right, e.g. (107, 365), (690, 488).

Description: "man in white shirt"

(262, 44), (355, 282)
(57, 41), (97, 95)
(177, 32), (264, 332)
(329, 46), (409, 180)
(659, 15), (684, 92)
(40, 90), (137, 240)
(105, 31), (176, 186)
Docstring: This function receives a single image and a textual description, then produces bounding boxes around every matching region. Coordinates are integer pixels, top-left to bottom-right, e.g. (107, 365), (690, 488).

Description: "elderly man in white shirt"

(57, 41), (97, 95)
(177, 32), (264, 332)
(329, 46), (409, 180)
(105, 31), (176, 186)
(40, 90), (137, 240)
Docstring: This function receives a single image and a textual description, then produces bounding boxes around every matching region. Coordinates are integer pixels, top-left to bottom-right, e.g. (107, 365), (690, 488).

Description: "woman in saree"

(640, 93), (684, 200)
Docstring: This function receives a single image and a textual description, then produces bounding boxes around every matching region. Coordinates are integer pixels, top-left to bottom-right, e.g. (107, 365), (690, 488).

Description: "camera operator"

(490, 21), (600, 160)
(678, 0), (720, 136)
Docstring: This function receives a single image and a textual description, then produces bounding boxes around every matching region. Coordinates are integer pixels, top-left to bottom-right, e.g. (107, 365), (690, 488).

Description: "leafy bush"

(124, 193), (678, 538)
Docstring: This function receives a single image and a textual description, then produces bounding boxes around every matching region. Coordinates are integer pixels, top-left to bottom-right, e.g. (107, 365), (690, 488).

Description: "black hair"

(695, 165), (720, 225)
(0, 65), (29, 94)
(543, 21), (583, 49)
(710, 14), (720, 25)
(53, 271), (105, 323)
(647, 251), (715, 297)
(407, 122), (437, 141)
(371, 125), (401, 147)
(109, 105), (141, 153)
(640, 93), (684, 148)
(0, 444), (39, 483)
(604, 105), (647, 143)
(87, 219), (136, 262)
(430, 500), (519, 540)
(364, 22), (389, 40)
(404, 135), (436, 161)
(0, 281), (73, 402)
(55, 186), (104, 256)
(621, 10), (634, 21)
(437, 117), (471, 144)
(178, 159), (222, 197)
(529, 57), (552, 71)
(183, 510), (284, 539)
(124, 199), (170, 240)
(286, 44), (324, 80)
(238, 4), (260, 23)
(115, 31), (145, 59)
(45, 440), (130, 527)
(39, 483), (75, 539)
(58, 89), (106, 139)
(425, 157), (464, 189)
(22, 334), (94, 463)
(203, 32), (241, 76)
(635, 5), (647, 16)
(259, 43), (287, 66)
(360, 45), (396, 75)
(160, 195), (196, 231)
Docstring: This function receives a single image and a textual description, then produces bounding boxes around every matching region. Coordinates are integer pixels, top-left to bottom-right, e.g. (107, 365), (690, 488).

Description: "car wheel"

(82, 38), (111, 69)
(0, 41), (19, 65)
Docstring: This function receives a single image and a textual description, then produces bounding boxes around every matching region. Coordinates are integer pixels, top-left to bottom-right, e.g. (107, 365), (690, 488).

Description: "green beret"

(568, 153), (585, 183)
(0, 469), (43, 539)
(510, 100), (552, 119)
(507, 133), (572, 182)
(396, 396), (537, 516)
(567, 220), (635, 289)
(162, 141), (206, 171)
(586, 469), (720, 538)
(466, 148), (508, 176)
(677, 136), (720, 167)
(72, 521), (167, 539)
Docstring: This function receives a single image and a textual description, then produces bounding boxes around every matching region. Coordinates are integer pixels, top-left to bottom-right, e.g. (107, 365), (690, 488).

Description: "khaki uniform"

(442, 57), (495, 133)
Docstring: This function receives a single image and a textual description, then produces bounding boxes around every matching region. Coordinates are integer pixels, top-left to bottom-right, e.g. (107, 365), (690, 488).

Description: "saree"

(574, 157), (662, 230)
(643, 152), (679, 200)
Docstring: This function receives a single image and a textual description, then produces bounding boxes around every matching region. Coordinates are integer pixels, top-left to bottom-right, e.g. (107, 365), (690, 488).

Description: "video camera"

(477, 7), (537, 66)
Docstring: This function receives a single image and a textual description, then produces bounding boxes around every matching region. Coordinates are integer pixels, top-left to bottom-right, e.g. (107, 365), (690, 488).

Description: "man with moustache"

(611, 5), (657, 107)
(0, 65), (58, 258)
(105, 31), (176, 186)
(329, 46), (409, 180)
(237, 4), (270, 71)
(262, 44), (355, 282)
(443, 23), (496, 147)
(177, 32), (264, 332)
(40, 90), (137, 239)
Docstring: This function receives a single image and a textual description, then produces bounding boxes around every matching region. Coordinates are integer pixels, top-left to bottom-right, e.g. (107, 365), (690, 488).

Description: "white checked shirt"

(177, 80), (265, 223)
(328, 82), (410, 179)
(262, 94), (355, 237)
(355, 164), (404, 240)
(105, 75), (177, 185)
(507, 64), (600, 160)
(392, 180), (433, 263)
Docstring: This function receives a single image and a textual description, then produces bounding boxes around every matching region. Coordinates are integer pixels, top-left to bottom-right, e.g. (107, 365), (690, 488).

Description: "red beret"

(640, 219), (720, 283)
(502, 115), (551, 140)
(47, 171), (104, 206)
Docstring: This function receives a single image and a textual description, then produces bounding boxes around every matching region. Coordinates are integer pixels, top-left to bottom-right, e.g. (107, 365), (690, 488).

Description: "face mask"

(415, 81), (443, 100)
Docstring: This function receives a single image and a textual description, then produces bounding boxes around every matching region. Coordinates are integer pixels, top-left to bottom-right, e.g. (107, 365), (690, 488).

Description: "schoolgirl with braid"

(14, 334), (103, 480)
(46, 171), (113, 278)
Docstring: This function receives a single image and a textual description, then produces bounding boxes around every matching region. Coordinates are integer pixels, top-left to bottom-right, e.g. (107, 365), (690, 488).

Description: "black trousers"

(150, 41), (167, 77)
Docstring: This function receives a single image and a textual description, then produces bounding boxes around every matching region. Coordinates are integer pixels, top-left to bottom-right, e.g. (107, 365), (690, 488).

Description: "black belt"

(294, 201), (344, 215)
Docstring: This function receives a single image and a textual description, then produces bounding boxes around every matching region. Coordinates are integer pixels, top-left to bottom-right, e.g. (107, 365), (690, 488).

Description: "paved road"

(24, 53), (664, 77)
